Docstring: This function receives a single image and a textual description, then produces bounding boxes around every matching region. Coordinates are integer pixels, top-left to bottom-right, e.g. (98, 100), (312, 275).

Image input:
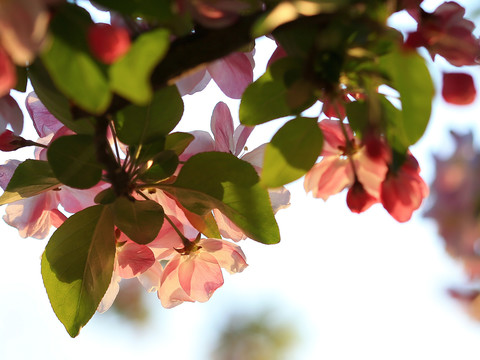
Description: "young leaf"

(41, 3), (111, 114)
(91, 0), (174, 22)
(47, 135), (103, 189)
(165, 132), (195, 156)
(379, 49), (434, 146)
(0, 160), (60, 205)
(110, 28), (170, 105)
(240, 57), (315, 126)
(261, 117), (323, 188)
(112, 197), (164, 245)
(114, 86), (184, 145)
(160, 152), (280, 244)
(41, 205), (115, 337)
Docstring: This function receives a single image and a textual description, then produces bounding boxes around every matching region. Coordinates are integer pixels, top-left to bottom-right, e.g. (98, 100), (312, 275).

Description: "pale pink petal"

(268, 187), (291, 213)
(319, 119), (353, 156)
(304, 156), (354, 200)
(233, 124), (254, 156)
(26, 92), (63, 137)
(0, 159), (20, 189)
(213, 208), (246, 242)
(200, 238), (248, 274)
(97, 274), (121, 313)
(176, 68), (210, 96)
(3, 192), (59, 239)
(211, 101), (235, 153)
(240, 143), (266, 173)
(57, 183), (107, 214)
(116, 241), (156, 279)
(159, 256), (194, 308)
(178, 252), (223, 302)
(0, 95), (23, 134)
(179, 130), (215, 161)
(208, 52), (254, 99)
(137, 261), (163, 292)
(353, 148), (388, 199)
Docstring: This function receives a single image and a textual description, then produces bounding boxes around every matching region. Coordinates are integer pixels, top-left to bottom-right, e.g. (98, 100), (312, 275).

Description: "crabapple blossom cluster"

(0, 0), (478, 336)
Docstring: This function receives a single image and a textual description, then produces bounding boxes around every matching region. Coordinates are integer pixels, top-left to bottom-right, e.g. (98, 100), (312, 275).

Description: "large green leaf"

(110, 29), (170, 105)
(114, 86), (183, 145)
(160, 152), (280, 244)
(261, 117), (323, 187)
(41, 205), (115, 337)
(0, 160), (60, 205)
(47, 135), (103, 189)
(240, 57), (315, 126)
(165, 132), (195, 156)
(41, 3), (111, 114)
(379, 49), (434, 146)
(112, 197), (164, 244)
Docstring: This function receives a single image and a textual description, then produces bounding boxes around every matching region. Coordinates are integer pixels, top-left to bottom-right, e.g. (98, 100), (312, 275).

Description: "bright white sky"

(2, 1), (480, 359)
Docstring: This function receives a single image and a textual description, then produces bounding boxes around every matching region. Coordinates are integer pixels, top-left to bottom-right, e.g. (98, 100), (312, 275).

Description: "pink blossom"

(346, 180), (377, 213)
(405, 2), (480, 66)
(380, 153), (428, 222)
(181, 102), (290, 240)
(159, 237), (247, 308)
(176, 51), (254, 99)
(0, 0), (62, 65)
(304, 119), (388, 202)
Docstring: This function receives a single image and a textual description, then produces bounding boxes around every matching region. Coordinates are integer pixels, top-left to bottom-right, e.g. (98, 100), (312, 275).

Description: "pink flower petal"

(304, 156), (354, 200)
(211, 101), (234, 153)
(178, 252), (223, 302)
(26, 92), (63, 137)
(208, 52), (254, 99)
(200, 238), (248, 274)
(116, 241), (156, 279)
(159, 256), (194, 308)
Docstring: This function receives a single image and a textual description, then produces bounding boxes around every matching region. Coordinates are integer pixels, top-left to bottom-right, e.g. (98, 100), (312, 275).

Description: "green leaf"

(114, 86), (183, 145)
(15, 66), (27, 92)
(165, 132), (195, 156)
(0, 160), (60, 205)
(28, 59), (95, 134)
(240, 57), (315, 126)
(379, 49), (434, 146)
(261, 117), (323, 187)
(160, 152), (280, 244)
(112, 197), (164, 245)
(41, 205), (115, 337)
(139, 150), (178, 183)
(47, 135), (103, 189)
(110, 29), (170, 105)
(184, 210), (221, 239)
(94, 187), (116, 205)
(41, 3), (111, 114)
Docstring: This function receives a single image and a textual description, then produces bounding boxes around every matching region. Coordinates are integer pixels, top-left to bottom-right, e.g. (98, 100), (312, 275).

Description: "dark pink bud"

(0, 130), (26, 151)
(346, 181), (377, 214)
(88, 23), (131, 64)
(442, 72), (476, 105)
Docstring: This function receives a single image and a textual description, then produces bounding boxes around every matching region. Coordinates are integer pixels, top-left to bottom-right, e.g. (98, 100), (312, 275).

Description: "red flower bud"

(0, 48), (16, 97)
(0, 130), (26, 151)
(87, 23), (131, 64)
(442, 72), (477, 105)
(346, 181), (377, 214)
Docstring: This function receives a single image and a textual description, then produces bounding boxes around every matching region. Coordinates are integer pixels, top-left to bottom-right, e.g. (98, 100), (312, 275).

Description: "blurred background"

(2, 0), (480, 359)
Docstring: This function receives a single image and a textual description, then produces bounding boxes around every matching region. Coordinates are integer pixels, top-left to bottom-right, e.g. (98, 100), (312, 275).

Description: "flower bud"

(442, 72), (477, 105)
(0, 130), (26, 151)
(346, 180), (377, 213)
(87, 23), (131, 64)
